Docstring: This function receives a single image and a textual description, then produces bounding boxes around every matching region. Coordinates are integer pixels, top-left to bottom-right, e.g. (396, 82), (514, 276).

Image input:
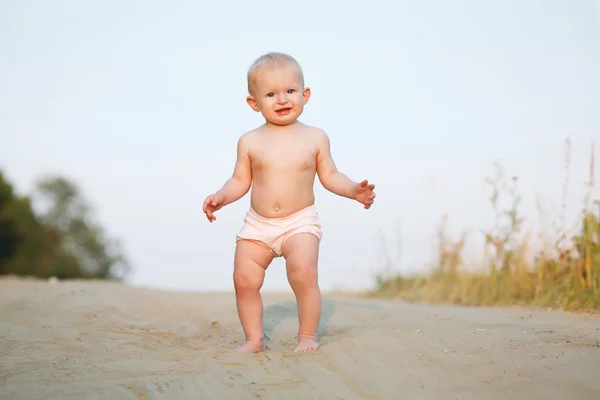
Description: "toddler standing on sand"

(203, 52), (376, 353)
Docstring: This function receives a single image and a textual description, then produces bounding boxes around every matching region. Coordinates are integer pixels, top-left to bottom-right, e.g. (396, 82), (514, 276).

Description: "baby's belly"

(250, 175), (316, 218)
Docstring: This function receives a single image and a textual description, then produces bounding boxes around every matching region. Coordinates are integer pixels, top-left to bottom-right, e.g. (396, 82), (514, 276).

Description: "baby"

(203, 52), (375, 353)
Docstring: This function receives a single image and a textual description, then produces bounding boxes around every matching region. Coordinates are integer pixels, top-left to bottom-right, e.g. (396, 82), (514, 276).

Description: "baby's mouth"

(276, 107), (292, 115)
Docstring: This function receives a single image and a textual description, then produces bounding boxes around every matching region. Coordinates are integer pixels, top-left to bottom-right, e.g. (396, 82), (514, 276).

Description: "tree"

(0, 172), (22, 272)
(0, 170), (132, 280)
(33, 176), (132, 280)
(0, 171), (77, 278)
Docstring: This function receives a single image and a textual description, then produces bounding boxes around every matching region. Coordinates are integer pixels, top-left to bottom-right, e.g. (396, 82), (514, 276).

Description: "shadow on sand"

(262, 298), (380, 345)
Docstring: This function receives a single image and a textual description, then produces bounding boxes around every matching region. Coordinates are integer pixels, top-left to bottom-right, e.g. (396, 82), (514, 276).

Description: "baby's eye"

(267, 93), (274, 97)
(287, 89), (295, 93)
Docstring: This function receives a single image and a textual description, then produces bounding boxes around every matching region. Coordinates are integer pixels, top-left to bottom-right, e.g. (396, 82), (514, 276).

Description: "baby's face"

(247, 63), (310, 126)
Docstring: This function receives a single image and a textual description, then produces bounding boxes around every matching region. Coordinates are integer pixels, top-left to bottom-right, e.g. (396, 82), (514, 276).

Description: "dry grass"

(371, 139), (600, 311)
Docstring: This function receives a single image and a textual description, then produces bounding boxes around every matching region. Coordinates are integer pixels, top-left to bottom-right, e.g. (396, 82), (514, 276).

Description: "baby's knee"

(233, 267), (263, 291)
(287, 262), (318, 286)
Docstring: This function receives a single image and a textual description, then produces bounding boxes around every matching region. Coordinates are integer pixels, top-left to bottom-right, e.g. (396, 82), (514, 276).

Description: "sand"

(1, 278), (599, 400)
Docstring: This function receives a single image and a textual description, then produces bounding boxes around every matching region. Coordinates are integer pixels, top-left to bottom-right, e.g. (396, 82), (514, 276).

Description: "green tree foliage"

(0, 170), (131, 280)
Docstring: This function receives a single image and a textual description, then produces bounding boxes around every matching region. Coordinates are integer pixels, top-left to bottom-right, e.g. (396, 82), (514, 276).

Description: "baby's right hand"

(203, 193), (224, 223)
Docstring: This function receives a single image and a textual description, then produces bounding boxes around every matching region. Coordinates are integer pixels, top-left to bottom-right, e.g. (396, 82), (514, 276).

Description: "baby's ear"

(302, 87), (311, 104)
(246, 96), (260, 112)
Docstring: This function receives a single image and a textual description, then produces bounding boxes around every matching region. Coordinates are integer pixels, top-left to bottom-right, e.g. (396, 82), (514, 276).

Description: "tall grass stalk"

(373, 139), (600, 311)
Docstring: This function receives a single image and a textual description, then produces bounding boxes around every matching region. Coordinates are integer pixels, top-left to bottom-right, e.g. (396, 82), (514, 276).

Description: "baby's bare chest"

(250, 143), (317, 172)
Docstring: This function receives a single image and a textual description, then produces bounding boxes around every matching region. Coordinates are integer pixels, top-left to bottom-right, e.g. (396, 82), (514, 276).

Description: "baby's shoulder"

(232, 130), (258, 156)
(301, 125), (330, 149)
(237, 128), (261, 146)
(301, 124), (328, 141)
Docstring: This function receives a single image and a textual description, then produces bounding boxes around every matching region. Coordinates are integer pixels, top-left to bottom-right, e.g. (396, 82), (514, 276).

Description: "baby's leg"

(233, 239), (273, 353)
(281, 233), (321, 352)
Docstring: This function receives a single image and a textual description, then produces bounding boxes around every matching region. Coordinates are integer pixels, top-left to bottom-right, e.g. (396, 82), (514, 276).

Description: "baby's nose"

(276, 93), (288, 103)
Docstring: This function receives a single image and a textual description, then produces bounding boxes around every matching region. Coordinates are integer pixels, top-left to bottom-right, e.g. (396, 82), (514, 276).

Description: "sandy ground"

(1, 278), (599, 400)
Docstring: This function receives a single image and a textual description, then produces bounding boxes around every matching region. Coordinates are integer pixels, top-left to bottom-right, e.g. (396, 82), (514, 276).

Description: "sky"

(1, 0), (599, 292)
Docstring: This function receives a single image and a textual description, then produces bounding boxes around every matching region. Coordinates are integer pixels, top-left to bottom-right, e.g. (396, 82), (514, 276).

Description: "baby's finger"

(202, 196), (213, 212)
(205, 207), (214, 220)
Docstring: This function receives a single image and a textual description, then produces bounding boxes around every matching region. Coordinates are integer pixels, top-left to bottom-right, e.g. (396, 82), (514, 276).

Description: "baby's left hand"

(354, 179), (376, 209)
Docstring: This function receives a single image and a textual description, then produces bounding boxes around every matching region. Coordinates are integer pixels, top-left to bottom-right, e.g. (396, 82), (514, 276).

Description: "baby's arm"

(215, 134), (253, 206)
(315, 130), (359, 200)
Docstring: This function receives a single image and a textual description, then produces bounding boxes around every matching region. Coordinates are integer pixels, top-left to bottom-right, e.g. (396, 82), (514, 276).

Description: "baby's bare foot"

(235, 340), (265, 353)
(293, 337), (320, 352)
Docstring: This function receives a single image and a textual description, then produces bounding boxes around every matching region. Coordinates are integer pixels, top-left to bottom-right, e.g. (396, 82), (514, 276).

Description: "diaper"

(236, 204), (323, 257)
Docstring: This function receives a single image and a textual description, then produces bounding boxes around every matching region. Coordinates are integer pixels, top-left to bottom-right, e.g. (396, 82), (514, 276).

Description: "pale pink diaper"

(235, 204), (323, 257)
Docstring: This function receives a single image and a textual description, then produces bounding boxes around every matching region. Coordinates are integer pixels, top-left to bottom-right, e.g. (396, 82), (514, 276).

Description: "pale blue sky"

(1, 0), (599, 291)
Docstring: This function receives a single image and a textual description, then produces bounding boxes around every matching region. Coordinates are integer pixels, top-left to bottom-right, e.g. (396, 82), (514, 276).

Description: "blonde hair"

(247, 52), (305, 95)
